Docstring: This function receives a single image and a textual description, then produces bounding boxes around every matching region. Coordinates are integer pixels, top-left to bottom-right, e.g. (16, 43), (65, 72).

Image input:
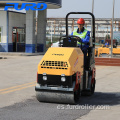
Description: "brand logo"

(52, 53), (64, 56)
(4, 3), (47, 11)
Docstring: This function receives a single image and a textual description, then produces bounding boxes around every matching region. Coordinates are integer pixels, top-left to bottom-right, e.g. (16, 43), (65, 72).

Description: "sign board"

(4, 3), (47, 11)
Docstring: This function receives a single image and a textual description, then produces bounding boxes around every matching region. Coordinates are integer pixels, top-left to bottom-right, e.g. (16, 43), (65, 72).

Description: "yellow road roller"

(35, 12), (96, 104)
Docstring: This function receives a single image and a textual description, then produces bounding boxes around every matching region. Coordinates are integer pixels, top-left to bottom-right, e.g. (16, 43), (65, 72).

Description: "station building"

(0, 0), (62, 53)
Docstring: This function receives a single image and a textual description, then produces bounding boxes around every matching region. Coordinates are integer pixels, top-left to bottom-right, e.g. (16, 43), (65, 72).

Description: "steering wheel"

(59, 35), (83, 49)
(67, 35), (82, 49)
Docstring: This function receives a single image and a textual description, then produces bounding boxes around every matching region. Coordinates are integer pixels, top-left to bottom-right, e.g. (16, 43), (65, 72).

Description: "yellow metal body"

(38, 47), (84, 76)
(95, 49), (97, 56)
(97, 47), (110, 57)
(112, 48), (120, 54)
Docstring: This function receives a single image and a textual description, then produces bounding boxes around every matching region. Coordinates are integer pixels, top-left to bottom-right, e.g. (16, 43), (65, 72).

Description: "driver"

(71, 18), (90, 65)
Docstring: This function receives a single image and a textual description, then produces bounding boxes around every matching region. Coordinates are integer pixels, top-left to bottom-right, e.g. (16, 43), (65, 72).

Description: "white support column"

(37, 9), (47, 52)
(25, 10), (36, 53)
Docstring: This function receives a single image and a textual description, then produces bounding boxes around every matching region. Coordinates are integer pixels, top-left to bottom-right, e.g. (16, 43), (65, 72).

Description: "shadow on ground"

(78, 92), (120, 106)
(0, 92), (119, 120)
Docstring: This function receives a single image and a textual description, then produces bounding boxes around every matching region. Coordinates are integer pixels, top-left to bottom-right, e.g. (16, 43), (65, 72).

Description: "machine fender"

(91, 68), (96, 84)
(37, 72), (38, 83)
(74, 72), (81, 91)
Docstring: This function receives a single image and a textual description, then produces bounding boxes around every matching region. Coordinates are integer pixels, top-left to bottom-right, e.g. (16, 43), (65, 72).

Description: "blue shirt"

(71, 28), (90, 48)
(105, 42), (109, 46)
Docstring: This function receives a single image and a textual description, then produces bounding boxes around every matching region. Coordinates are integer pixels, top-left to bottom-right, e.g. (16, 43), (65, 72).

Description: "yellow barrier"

(112, 48), (120, 54)
(97, 47), (110, 57)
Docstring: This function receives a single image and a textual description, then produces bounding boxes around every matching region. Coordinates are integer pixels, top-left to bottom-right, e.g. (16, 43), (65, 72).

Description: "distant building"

(0, 0), (62, 53)
(0, 11), (26, 52)
(46, 18), (120, 44)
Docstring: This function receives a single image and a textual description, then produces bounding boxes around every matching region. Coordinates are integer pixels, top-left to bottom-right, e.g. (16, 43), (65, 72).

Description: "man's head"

(77, 18), (85, 31)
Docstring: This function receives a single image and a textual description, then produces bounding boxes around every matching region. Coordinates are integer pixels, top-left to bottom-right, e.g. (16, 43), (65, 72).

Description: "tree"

(105, 34), (110, 39)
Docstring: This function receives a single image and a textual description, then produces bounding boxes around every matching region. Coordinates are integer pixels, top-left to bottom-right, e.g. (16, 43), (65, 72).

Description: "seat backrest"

(85, 47), (95, 70)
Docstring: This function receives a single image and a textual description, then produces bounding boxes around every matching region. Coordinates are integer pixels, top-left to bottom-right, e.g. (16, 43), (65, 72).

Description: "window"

(17, 28), (25, 43)
(12, 27), (25, 43)
(0, 27), (1, 42)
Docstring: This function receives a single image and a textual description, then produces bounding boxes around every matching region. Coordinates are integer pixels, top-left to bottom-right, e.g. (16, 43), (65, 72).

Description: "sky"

(47, 0), (120, 18)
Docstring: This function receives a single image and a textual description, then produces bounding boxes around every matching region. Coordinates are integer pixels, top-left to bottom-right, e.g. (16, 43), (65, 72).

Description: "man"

(71, 18), (90, 65)
(113, 42), (117, 48)
(104, 42), (109, 48)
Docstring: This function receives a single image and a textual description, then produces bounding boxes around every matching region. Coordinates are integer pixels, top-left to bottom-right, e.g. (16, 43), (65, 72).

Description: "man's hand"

(76, 37), (81, 42)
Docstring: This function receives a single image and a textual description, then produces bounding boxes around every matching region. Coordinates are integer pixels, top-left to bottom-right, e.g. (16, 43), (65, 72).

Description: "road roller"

(35, 12), (96, 104)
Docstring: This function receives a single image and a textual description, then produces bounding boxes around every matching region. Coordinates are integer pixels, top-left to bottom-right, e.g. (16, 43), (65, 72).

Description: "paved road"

(0, 56), (120, 120)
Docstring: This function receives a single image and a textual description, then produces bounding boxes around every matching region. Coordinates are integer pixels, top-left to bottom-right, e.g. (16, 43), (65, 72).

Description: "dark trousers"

(81, 47), (88, 67)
